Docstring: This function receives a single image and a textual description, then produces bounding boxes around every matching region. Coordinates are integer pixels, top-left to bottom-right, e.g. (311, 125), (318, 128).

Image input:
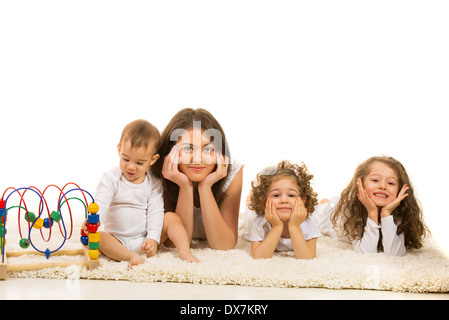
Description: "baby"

(83, 119), (197, 267)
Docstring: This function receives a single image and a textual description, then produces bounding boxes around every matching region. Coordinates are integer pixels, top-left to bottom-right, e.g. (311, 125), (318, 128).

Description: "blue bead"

(45, 248), (51, 259)
(43, 218), (54, 228)
(87, 214), (100, 224)
(80, 236), (89, 245)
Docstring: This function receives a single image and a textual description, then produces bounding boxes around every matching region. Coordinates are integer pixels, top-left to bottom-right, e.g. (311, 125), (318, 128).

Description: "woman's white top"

(192, 158), (243, 240)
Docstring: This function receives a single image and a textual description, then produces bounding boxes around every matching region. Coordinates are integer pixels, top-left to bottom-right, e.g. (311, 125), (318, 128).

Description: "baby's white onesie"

(94, 167), (165, 252)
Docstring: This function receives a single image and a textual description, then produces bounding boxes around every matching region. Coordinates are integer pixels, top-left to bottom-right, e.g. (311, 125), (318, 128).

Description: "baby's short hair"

(120, 119), (160, 152)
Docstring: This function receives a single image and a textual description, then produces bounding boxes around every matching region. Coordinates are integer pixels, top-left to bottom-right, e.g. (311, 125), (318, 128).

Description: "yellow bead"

(88, 232), (100, 243)
(88, 203), (99, 215)
(33, 218), (44, 229)
(88, 249), (99, 260)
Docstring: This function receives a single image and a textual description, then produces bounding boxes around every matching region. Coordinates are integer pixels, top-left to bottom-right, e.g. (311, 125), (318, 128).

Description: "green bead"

(24, 212), (36, 222)
(88, 241), (100, 250)
(19, 238), (30, 249)
(50, 211), (61, 223)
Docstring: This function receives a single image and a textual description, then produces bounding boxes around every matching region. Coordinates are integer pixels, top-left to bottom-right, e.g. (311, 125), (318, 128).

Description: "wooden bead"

(88, 249), (99, 260)
(43, 218), (53, 228)
(50, 211), (61, 223)
(88, 241), (100, 250)
(19, 238), (30, 249)
(24, 212), (36, 223)
(33, 218), (44, 229)
(86, 223), (98, 233)
(88, 203), (99, 215)
(88, 232), (100, 243)
(87, 214), (100, 224)
(80, 236), (89, 245)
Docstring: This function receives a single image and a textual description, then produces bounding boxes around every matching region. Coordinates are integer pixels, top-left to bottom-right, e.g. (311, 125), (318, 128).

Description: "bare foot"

(180, 252), (200, 263)
(129, 254), (145, 268)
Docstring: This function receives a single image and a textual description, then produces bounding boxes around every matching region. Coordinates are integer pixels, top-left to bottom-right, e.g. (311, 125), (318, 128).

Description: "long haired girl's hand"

(356, 178), (379, 222)
(161, 145), (191, 188)
(381, 184), (409, 218)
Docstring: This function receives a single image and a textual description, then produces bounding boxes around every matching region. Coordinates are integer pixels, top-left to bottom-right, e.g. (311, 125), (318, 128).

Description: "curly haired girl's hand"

(289, 198), (307, 229)
(381, 184), (409, 218)
(265, 198), (283, 229)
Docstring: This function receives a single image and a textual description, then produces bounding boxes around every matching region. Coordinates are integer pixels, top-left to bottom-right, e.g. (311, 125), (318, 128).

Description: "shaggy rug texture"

(4, 215), (449, 293)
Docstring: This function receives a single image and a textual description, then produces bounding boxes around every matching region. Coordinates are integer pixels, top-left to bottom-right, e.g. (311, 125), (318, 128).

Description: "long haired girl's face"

(176, 128), (216, 182)
(363, 162), (400, 208)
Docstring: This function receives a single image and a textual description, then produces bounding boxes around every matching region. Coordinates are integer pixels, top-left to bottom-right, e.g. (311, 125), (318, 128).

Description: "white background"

(1, 1), (448, 254)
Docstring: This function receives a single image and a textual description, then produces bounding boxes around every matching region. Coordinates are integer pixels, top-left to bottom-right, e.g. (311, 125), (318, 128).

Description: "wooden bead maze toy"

(0, 183), (100, 280)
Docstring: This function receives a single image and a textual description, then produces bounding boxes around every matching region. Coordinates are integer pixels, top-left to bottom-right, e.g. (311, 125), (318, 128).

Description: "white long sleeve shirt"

(94, 167), (165, 243)
(312, 196), (406, 256)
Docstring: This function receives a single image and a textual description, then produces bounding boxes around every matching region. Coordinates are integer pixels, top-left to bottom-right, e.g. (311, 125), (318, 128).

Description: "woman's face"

(176, 128), (216, 182)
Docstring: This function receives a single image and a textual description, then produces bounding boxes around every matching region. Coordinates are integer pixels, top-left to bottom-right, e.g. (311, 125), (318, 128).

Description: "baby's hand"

(141, 238), (158, 258)
(81, 219), (88, 233)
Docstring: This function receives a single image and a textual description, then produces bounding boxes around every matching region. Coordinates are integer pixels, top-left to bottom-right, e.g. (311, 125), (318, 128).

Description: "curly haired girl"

(313, 156), (429, 256)
(245, 160), (321, 259)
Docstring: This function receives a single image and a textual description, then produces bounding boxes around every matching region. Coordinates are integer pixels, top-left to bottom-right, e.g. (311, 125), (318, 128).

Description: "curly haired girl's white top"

(243, 207), (321, 252)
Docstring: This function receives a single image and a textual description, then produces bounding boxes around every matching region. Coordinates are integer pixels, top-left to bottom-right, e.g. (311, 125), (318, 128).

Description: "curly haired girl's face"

(363, 162), (400, 208)
(267, 177), (301, 221)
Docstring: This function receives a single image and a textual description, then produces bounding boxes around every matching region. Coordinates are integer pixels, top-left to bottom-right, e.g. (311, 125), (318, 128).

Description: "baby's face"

(267, 177), (301, 222)
(118, 140), (159, 184)
(363, 162), (400, 208)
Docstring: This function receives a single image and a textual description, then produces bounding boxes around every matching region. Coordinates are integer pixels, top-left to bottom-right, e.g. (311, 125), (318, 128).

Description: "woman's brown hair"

(331, 156), (429, 250)
(151, 108), (231, 206)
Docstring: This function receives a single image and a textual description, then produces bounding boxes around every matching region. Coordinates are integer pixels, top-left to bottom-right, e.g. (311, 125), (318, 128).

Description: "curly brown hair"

(331, 156), (429, 250)
(249, 160), (318, 216)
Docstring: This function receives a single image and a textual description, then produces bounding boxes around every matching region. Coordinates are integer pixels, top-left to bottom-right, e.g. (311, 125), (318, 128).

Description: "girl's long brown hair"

(331, 156), (429, 250)
(151, 108), (231, 206)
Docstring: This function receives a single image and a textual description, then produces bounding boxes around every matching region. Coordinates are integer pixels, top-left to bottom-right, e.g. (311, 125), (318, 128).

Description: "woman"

(152, 108), (243, 250)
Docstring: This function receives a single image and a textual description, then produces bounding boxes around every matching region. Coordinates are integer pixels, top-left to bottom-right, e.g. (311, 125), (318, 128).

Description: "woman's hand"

(288, 198), (307, 229)
(356, 178), (379, 223)
(161, 145), (192, 188)
(381, 184), (409, 218)
(198, 153), (229, 190)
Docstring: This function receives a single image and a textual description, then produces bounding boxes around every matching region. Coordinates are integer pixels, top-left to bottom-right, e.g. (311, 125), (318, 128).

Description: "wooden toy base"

(0, 245), (100, 280)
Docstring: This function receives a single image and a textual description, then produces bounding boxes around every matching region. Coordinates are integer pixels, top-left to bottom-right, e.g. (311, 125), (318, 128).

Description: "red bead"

(80, 228), (88, 237)
(86, 223), (99, 233)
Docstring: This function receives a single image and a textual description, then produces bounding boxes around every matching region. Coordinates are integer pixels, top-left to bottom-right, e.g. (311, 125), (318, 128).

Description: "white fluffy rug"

(4, 214), (449, 293)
